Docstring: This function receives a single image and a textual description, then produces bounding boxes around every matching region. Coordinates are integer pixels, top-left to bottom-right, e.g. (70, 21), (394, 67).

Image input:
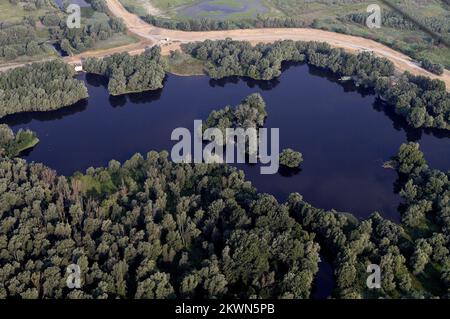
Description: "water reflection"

(2, 64), (449, 222)
(1, 99), (88, 126)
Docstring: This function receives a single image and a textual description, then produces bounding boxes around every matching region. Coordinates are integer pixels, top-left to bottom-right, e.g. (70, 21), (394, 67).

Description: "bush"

(420, 58), (444, 76)
(280, 149), (303, 168)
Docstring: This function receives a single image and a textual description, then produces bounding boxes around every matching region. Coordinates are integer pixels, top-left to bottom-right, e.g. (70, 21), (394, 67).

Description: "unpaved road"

(104, 0), (450, 89)
(2, 0), (449, 90)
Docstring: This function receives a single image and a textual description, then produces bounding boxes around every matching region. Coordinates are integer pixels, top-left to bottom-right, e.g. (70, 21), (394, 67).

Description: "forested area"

(288, 143), (450, 298)
(55, 15), (126, 56)
(45, 0), (126, 56)
(0, 142), (448, 298)
(0, 16), (47, 61)
(0, 124), (39, 157)
(0, 152), (321, 298)
(0, 60), (88, 118)
(83, 47), (167, 95)
(375, 73), (450, 130)
(182, 39), (394, 82)
(184, 39), (449, 130)
(142, 14), (308, 32)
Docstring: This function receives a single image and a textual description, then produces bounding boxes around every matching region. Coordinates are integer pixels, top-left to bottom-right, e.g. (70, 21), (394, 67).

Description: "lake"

(4, 63), (449, 220)
(3, 62), (450, 298)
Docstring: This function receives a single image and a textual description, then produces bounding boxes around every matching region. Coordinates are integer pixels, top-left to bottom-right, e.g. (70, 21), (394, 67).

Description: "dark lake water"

(3, 63), (450, 298)
(4, 63), (449, 220)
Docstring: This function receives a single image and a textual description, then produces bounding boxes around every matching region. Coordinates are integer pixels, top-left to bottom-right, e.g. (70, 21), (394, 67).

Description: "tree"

(395, 143), (427, 175)
(279, 149), (303, 168)
(411, 239), (432, 275)
(0, 61), (88, 118)
(84, 49), (166, 95)
(135, 273), (175, 299)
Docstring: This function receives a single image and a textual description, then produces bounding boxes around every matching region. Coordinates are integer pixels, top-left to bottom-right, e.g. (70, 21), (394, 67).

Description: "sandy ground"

(2, 0), (449, 91)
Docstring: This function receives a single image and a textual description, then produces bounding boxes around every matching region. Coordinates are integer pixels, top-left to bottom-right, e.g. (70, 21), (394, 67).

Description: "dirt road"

(104, 0), (450, 90)
(2, 0), (449, 90)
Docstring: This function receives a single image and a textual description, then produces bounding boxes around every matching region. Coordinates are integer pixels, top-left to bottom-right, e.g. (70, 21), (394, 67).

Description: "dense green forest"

(46, 0), (127, 56)
(182, 40), (394, 82)
(184, 39), (449, 130)
(0, 142), (448, 298)
(0, 124), (39, 157)
(49, 15), (126, 56)
(376, 73), (450, 130)
(0, 15), (49, 61)
(141, 13), (308, 32)
(0, 152), (320, 298)
(0, 60), (88, 118)
(83, 47), (167, 95)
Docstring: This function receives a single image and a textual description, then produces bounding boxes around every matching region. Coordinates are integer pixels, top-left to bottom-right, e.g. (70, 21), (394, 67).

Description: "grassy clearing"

(0, 49), (59, 65)
(14, 136), (40, 156)
(164, 51), (205, 76)
(72, 173), (117, 197)
(150, 0), (199, 11)
(0, 1), (54, 23)
(413, 263), (446, 296)
(91, 33), (140, 51)
(119, 0), (152, 16)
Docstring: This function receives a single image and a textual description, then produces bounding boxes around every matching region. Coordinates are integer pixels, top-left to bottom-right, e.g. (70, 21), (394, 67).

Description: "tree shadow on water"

(208, 75), (281, 91)
(372, 99), (450, 142)
(0, 99), (89, 126)
(278, 166), (302, 177)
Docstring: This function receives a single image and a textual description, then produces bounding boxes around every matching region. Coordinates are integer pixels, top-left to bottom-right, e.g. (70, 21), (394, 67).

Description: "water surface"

(3, 64), (450, 221)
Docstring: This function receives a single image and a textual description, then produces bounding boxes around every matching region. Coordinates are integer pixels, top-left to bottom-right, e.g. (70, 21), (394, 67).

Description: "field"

(164, 50), (205, 75)
(131, 0), (450, 68)
(0, 0), (54, 23)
